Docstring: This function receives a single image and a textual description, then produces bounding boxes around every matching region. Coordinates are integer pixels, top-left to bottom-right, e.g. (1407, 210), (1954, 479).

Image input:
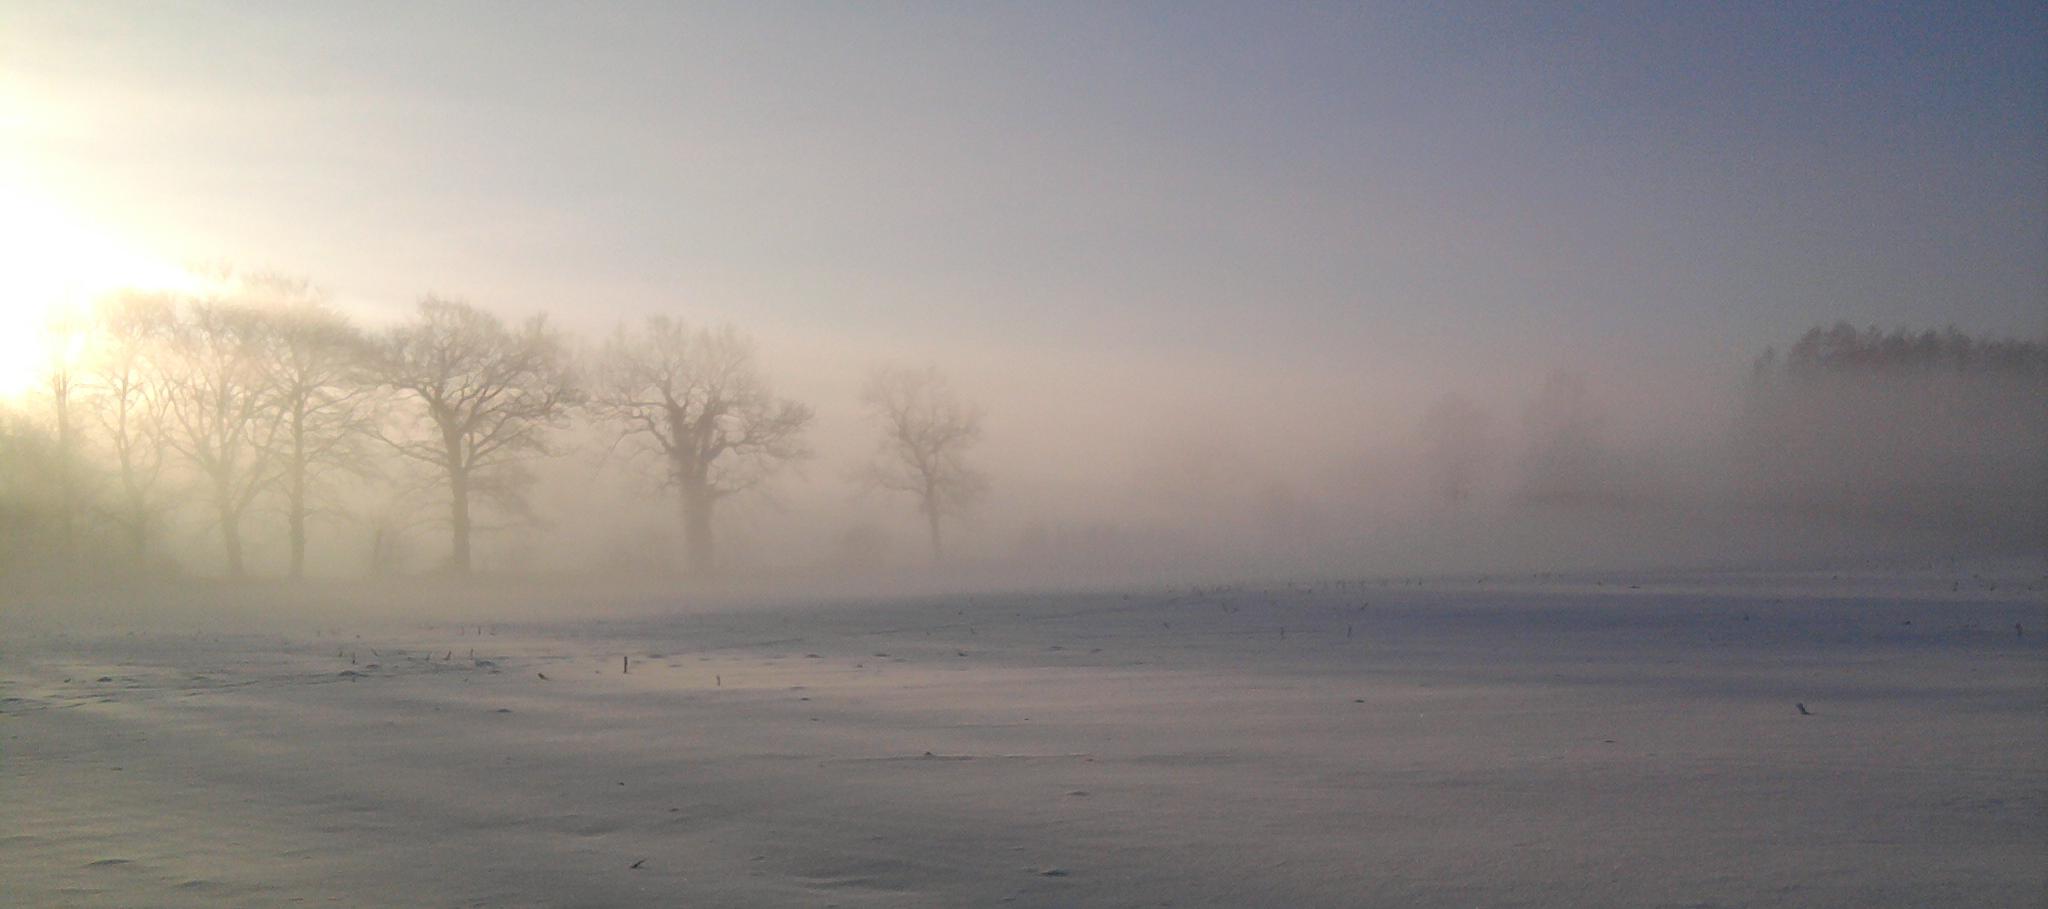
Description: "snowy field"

(3, 566), (2044, 908)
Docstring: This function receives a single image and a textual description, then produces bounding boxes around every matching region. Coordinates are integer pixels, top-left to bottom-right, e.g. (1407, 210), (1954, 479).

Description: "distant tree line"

(1736, 322), (2045, 539)
(0, 273), (985, 581)
(1751, 322), (2048, 380)
(1409, 322), (2043, 543)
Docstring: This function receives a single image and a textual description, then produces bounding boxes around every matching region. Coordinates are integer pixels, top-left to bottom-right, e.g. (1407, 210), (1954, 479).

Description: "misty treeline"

(4, 295), (2043, 584)
(1413, 322), (2044, 542)
(1733, 323), (2046, 538)
(0, 273), (984, 581)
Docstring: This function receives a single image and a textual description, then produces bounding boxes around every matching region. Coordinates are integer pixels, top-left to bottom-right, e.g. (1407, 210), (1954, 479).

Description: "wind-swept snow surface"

(3, 568), (2043, 907)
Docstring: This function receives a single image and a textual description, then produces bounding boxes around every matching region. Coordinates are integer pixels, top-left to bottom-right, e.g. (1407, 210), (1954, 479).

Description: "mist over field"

(5, 302), (2041, 599)
(3, 4), (2043, 595)
(1, 4), (2043, 908)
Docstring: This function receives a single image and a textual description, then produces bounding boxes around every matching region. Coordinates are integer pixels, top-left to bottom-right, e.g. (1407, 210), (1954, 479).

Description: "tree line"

(1, 273), (987, 580)
(1750, 322), (2048, 380)
(1737, 323), (2044, 535)
(1411, 322), (2044, 531)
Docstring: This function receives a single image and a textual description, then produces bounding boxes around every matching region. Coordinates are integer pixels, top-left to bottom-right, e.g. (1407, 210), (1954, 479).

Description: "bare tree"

(379, 297), (579, 575)
(250, 277), (380, 578)
(33, 309), (92, 568)
(859, 364), (987, 562)
(587, 317), (812, 575)
(161, 296), (283, 578)
(83, 291), (177, 564)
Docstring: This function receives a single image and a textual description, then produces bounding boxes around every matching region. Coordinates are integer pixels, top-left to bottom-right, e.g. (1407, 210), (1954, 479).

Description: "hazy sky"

(4, 1), (2044, 390)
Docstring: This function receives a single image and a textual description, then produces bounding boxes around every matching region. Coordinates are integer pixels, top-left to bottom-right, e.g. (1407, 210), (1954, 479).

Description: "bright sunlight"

(0, 178), (197, 400)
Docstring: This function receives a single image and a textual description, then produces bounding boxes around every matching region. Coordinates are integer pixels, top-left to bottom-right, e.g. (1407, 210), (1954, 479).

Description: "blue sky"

(4, 1), (2043, 383)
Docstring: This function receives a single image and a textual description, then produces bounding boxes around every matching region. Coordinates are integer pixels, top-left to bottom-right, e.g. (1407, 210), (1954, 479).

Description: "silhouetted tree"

(587, 317), (812, 575)
(860, 364), (987, 562)
(83, 292), (176, 564)
(250, 277), (380, 578)
(33, 310), (91, 568)
(161, 297), (282, 578)
(379, 297), (579, 574)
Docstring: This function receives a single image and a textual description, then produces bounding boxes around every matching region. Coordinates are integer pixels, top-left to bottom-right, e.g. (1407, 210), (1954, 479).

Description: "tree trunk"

(217, 490), (245, 579)
(680, 480), (715, 576)
(287, 431), (307, 579)
(114, 406), (149, 566)
(53, 380), (76, 569)
(449, 466), (472, 575)
(926, 507), (943, 563)
(288, 491), (306, 578)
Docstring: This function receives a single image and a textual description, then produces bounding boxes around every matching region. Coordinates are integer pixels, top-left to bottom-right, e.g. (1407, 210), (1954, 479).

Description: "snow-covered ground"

(3, 566), (2043, 907)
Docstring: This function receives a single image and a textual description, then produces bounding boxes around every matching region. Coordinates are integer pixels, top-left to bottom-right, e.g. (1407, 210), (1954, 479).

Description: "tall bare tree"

(84, 292), (176, 563)
(250, 277), (379, 578)
(859, 364), (987, 562)
(162, 297), (283, 578)
(380, 297), (578, 574)
(588, 317), (812, 575)
(34, 310), (92, 568)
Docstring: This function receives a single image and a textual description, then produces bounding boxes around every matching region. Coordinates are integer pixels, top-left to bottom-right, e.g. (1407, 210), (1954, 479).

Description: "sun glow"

(0, 180), (200, 402)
